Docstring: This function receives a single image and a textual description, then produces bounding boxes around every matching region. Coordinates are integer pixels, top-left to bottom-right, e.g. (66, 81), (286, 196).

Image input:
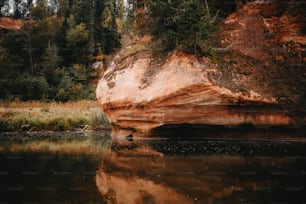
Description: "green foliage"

(0, 0), (122, 102)
(51, 64), (95, 102)
(66, 23), (89, 46)
(49, 118), (70, 131)
(14, 74), (49, 100)
(1, 30), (26, 55)
(89, 113), (109, 129)
(149, 0), (218, 54)
(101, 6), (113, 29)
(95, 0), (120, 54)
(30, 5), (47, 20)
(64, 14), (92, 62)
(0, 119), (10, 132)
(0, 65), (96, 102)
(55, 74), (73, 102)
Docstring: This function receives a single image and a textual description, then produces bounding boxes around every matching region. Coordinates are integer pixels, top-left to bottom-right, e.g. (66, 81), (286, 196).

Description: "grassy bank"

(0, 100), (110, 132)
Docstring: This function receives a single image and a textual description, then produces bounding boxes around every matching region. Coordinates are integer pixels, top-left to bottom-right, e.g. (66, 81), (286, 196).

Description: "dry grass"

(0, 100), (109, 132)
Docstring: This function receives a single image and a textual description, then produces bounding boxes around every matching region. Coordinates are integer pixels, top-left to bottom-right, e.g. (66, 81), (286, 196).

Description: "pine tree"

(149, 0), (217, 54)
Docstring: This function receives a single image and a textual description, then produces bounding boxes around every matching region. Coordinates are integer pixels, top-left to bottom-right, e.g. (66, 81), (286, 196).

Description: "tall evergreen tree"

(99, 0), (120, 53)
(149, 0), (217, 54)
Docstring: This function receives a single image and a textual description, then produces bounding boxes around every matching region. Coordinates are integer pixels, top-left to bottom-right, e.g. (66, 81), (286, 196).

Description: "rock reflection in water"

(96, 137), (306, 204)
(96, 139), (191, 204)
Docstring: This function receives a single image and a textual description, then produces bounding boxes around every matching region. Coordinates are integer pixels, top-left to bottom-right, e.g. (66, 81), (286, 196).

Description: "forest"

(0, 0), (130, 101)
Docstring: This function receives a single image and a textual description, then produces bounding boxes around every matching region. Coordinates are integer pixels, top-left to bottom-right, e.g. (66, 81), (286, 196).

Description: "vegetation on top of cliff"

(148, 0), (218, 55)
(112, 0), (306, 117)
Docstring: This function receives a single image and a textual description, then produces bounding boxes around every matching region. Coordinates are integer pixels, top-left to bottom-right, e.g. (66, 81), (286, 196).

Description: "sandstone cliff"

(96, 48), (292, 137)
(96, 1), (305, 137)
(214, 0), (306, 102)
(0, 17), (23, 30)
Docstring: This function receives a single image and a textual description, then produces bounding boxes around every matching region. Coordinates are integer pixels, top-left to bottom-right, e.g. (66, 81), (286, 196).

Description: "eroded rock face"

(96, 51), (291, 137)
(220, 1), (306, 61)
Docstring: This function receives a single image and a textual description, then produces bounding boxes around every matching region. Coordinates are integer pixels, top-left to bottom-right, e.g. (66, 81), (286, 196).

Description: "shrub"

(0, 119), (10, 132)
(49, 118), (69, 131)
(14, 74), (49, 100)
(0, 64), (96, 102)
(89, 111), (110, 129)
(54, 66), (96, 102)
(55, 74), (73, 102)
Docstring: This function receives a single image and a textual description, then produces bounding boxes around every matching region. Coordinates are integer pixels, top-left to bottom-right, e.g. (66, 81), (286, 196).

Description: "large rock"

(96, 1), (306, 137)
(96, 51), (291, 137)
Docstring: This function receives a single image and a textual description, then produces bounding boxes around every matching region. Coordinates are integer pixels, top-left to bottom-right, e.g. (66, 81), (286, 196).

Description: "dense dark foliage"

(0, 0), (123, 101)
(148, 0), (218, 54)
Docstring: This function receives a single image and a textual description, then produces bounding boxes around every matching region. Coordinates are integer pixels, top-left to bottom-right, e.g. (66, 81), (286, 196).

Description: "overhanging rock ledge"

(96, 52), (292, 137)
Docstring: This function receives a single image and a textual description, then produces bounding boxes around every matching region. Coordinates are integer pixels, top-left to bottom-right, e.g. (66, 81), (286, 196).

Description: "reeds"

(0, 100), (109, 132)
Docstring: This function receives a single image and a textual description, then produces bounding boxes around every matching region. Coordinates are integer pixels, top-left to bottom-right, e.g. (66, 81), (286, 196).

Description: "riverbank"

(0, 100), (109, 132)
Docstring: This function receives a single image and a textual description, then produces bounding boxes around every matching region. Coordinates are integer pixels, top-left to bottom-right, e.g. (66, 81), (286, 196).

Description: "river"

(0, 129), (306, 203)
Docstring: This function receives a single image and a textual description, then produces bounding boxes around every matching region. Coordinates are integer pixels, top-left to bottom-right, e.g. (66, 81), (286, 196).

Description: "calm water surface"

(0, 129), (306, 204)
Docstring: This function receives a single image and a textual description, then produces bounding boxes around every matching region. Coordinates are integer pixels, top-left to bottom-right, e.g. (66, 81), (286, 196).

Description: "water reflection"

(1, 130), (306, 203)
(97, 136), (306, 204)
(0, 131), (111, 204)
(0, 131), (112, 155)
(96, 140), (189, 204)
